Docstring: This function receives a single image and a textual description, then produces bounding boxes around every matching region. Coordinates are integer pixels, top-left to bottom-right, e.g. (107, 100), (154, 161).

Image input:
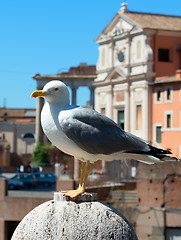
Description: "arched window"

(23, 133), (34, 139)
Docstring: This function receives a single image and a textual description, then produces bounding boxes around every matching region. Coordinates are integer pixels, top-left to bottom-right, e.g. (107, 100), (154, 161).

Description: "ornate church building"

(95, 3), (153, 142)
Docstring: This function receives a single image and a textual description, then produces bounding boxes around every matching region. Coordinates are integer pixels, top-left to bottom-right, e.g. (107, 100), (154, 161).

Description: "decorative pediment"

(105, 67), (127, 82)
(109, 19), (131, 37)
(96, 11), (142, 43)
(110, 71), (121, 80)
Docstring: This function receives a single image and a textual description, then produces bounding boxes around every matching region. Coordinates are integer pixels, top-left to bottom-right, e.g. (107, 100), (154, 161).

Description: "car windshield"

(12, 175), (21, 180)
(34, 173), (54, 178)
(12, 174), (32, 180)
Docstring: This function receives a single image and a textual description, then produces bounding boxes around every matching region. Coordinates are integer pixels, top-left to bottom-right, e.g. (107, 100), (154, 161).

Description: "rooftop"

(0, 108), (36, 122)
(96, 4), (181, 43)
(123, 11), (181, 31)
(153, 70), (181, 84)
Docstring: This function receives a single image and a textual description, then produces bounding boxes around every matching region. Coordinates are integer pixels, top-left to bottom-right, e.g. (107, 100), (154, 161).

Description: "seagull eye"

(54, 87), (59, 91)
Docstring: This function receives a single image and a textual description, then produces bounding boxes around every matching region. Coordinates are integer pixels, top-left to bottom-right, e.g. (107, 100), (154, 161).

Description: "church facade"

(95, 3), (181, 157)
(95, 3), (154, 142)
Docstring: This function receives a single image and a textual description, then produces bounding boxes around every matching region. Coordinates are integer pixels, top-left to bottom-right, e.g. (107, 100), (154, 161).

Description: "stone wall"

(0, 179), (52, 240)
(136, 161), (181, 240)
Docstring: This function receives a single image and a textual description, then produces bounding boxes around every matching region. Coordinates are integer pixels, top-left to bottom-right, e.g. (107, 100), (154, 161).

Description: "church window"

(117, 110), (125, 130)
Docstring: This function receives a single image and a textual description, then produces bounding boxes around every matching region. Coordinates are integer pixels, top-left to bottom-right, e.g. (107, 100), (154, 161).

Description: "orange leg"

(65, 161), (91, 199)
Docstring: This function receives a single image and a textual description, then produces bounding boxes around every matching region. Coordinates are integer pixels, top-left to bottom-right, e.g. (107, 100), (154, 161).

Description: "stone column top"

(12, 191), (138, 240)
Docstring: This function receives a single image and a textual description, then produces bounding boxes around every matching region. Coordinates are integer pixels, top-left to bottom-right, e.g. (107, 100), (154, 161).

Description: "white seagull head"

(31, 80), (70, 105)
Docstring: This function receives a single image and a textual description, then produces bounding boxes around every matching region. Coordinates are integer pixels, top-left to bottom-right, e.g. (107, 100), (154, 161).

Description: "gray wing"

(60, 107), (151, 155)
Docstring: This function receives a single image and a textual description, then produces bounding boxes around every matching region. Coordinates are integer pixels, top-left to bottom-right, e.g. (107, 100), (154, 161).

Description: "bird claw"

(64, 189), (84, 199)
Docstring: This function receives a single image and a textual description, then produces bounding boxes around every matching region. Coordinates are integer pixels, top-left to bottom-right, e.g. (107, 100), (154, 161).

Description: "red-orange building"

(149, 23), (181, 158)
(152, 71), (181, 158)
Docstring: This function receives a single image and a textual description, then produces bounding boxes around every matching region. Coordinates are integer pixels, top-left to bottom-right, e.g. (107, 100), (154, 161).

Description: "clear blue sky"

(0, 0), (180, 109)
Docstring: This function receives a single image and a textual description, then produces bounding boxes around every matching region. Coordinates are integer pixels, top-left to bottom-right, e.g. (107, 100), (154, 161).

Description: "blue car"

(32, 172), (56, 187)
(11, 174), (36, 188)
(0, 175), (24, 190)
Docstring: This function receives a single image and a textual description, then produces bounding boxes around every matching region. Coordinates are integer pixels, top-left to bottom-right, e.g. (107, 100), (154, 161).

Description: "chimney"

(176, 69), (181, 80)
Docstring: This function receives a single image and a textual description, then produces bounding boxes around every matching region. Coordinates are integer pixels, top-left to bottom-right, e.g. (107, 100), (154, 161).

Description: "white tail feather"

(135, 154), (178, 164)
(128, 154), (162, 164)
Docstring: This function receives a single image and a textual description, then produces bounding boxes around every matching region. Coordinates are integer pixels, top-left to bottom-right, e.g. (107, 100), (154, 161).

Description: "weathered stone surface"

(12, 192), (138, 240)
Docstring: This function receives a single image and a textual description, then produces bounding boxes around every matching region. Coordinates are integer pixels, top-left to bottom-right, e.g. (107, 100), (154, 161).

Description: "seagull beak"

(31, 90), (49, 98)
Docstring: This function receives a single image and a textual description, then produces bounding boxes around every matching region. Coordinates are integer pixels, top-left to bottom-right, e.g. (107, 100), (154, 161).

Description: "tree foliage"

(33, 143), (51, 165)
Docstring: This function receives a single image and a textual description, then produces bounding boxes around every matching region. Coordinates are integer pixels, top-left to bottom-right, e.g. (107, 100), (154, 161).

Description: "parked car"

(11, 174), (36, 188)
(0, 175), (24, 190)
(33, 172), (56, 187)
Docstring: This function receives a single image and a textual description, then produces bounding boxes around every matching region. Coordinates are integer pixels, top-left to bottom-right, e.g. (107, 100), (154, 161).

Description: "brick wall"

(136, 161), (181, 240)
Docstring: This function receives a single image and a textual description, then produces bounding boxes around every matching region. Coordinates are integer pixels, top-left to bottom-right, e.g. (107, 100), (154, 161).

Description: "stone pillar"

(130, 86), (134, 133)
(12, 192), (138, 240)
(125, 84), (130, 132)
(89, 86), (95, 109)
(71, 86), (78, 105)
(106, 87), (113, 119)
(35, 96), (44, 143)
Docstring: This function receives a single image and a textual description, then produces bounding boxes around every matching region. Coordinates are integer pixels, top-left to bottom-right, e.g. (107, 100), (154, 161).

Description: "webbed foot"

(64, 187), (85, 199)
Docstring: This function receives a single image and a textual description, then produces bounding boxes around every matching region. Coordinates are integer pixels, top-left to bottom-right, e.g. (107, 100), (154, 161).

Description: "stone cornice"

(33, 74), (96, 81)
(94, 72), (155, 87)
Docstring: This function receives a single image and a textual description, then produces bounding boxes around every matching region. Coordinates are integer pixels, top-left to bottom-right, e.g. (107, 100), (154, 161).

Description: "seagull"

(31, 80), (177, 199)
